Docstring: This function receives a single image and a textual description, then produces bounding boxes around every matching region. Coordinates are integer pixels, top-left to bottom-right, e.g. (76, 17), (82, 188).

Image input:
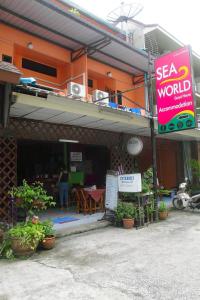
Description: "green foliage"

(9, 180), (56, 216)
(119, 192), (137, 202)
(68, 7), (80, 16)
(115, 202), (137, 223)
(190, 159), (200, 180)
(40, 220), (55, 237)
(0, 236), (14, 259)
(142, 167), (153, 194)
(146, 202), (155, 215)
(159, 201), (168, 212)
(8, 222), (45, 249)
(137, 206), (144, 218)
(157, 189), (171, 196)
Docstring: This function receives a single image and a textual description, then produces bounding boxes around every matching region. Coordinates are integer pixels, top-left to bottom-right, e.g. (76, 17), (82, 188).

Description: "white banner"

(118, 173), (142, 193)
(105, 174), (118, 210)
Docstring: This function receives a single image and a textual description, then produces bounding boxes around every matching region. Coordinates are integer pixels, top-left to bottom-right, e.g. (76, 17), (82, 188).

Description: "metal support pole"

(148, 52), (159, 221)
(63, 142), (67, 168)
(150, 117), (158, 221)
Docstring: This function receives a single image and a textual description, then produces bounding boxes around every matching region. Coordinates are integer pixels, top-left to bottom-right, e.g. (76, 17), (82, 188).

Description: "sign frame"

(155, 45), (196, 134)
(118, 173), (142, 193)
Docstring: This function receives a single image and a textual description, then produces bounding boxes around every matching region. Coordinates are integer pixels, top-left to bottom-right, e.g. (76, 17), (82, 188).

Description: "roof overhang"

(0, 0), (149, 75)
(157, 128), (200, 141)
(9, 92), (200, 141)
(10, 93), (150, 136)
(0, 61), (21, 84)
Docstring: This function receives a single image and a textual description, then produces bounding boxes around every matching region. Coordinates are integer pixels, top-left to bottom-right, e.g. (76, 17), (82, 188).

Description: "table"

(84, 189), (105, 213)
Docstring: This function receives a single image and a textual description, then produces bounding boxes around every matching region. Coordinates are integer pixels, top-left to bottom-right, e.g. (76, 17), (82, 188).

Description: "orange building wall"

(87, 58), (145, 108)
(0, 23), (145, 106)
(0, 24), (71, 90)
(71, 55), (87, 85)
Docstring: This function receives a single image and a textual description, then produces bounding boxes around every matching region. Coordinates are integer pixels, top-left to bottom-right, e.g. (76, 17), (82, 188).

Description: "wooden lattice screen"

(0, 137), (17, 222)
(111, 145), (135, 173)
(0, 118), (145, 220)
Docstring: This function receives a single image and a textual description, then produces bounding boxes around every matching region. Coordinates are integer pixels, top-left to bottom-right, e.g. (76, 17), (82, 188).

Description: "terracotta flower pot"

(11, 238), (39, 257)
(122, 218), (134, 229)
(31, 216), (39, 224)
(159, 211), (168, 220)
(41, 235), (55, 250)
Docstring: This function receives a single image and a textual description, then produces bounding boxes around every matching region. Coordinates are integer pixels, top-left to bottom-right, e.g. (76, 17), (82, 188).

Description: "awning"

(10, 92), (200, 141)
(10, 92), (150, 136)
(0, 0), (149, 75)
(0, 61), (21, 84)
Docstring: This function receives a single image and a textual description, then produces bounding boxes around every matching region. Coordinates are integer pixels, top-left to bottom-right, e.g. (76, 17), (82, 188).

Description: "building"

(0, 0), (199, 221)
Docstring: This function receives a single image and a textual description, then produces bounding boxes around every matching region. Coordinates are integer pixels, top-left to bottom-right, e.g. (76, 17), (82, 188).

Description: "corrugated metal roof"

(0, 0), (149, 75)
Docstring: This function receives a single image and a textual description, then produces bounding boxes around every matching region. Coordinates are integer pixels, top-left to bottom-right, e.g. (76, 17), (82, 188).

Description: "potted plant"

(8, 222), (45, 257)
(9, 180), (56, 219)
(40, 220), (55, 250)
(159, 201), (168, 220)
(115, 202), (137, 229)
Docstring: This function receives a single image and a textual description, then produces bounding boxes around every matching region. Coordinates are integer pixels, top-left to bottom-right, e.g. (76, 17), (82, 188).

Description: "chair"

(75, 189), (91, 214)
(93, 190), (105, 212)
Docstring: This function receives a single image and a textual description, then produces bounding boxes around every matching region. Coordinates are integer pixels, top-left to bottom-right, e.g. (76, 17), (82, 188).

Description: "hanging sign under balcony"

(155, 46), (196, 134)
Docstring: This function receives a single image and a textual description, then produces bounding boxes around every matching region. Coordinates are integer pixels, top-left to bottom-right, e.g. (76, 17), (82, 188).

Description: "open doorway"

(17, 139), (110, 206)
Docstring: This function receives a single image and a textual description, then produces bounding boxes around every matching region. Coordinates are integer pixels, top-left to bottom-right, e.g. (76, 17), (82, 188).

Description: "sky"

(71, 0), (200, 55)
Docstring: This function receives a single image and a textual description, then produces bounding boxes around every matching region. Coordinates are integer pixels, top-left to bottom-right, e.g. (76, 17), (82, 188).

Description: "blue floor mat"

(53, 216), (79, 224)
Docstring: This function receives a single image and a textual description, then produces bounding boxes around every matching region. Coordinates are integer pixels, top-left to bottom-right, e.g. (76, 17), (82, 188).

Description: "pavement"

(1, 210), (200, 299)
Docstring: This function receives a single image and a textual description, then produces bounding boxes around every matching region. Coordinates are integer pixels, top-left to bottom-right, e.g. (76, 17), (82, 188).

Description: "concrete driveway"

(1, 210), (200, 300)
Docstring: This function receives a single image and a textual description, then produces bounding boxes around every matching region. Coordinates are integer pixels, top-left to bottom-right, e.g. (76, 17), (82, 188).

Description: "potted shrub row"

(0, 219), (55, 258)
(0, 180), (56, 259)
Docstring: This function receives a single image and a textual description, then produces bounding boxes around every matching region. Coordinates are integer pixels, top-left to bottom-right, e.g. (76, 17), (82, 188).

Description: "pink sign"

(155, 46), (195, 133)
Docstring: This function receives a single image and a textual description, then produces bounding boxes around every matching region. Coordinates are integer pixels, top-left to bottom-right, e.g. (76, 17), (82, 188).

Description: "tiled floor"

(39, 208), (105, 231)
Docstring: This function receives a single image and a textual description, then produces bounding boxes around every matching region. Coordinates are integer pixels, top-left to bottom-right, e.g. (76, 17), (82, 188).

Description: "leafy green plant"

(115, 202), (137, 223)
(146, 204), (155, 215)
(9, 180), (56, 217)
(159, 201), (168, 212)
(0, 236), (14, 259)
(157, 187), (171, 201)
(40, 220), (55, 237)
(8, 222), (45, 249)
(190, 159), (200, 178)
(137, 206), (144, 218)
(142, 167), (153, 194)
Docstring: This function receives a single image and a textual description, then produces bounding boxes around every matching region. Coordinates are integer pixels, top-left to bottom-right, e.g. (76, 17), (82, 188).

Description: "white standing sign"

(118, 173), (142, 193)
(105, 174), (118, 210)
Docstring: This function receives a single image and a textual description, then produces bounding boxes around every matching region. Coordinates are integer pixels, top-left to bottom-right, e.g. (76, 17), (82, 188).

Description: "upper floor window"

(2, 54), (12, 63)
(22, 58), (57, 77)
